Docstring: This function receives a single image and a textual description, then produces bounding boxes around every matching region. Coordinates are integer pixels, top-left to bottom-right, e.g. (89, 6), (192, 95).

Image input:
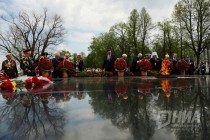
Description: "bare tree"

(0, 8), (65, 62)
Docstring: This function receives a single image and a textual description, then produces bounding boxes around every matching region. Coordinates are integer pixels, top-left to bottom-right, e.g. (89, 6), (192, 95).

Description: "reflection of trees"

(157, 78), (210, 140)
(0, 93), (65, 140)
(89, 78), (155, 140)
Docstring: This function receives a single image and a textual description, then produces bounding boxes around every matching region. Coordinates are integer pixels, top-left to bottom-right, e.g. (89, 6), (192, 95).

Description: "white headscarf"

(151, 52), (159, 58)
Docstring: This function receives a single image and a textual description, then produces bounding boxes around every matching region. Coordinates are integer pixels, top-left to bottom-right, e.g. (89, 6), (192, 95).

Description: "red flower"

(57, 60), (75, 75)
(0, 80), (14, 92)
(25, 78), (33, 90)
(176, 60), (190, 71)
(137, 60), (152, 71)
(0, 74), (10, 81)
(130, 72), (134, 76)
(114, 81), (127, 95)
(32, 76), (43, 87)
(47, 76), (53, 81)
(114, 58), (127, 71)
(106, 71), (114, 76)
(37, 58), (53, 71)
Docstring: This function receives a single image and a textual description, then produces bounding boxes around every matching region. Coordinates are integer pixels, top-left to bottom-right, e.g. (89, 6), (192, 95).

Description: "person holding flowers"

(175, 59), (190, 75)
(114, 58), (127, 76)
(57, 60), (75, 78)
(130, 53), (143, 73)
(137, 59), (152, 76)
(37, 57), (53, 77)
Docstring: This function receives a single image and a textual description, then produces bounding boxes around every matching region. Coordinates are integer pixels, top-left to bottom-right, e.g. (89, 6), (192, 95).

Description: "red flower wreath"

(56, 60), (75, 75)
(176, 60), (190, 71)
(114, 58), (127, 71)
(37, 58), (53, 71)
(137, 60), (152, 71)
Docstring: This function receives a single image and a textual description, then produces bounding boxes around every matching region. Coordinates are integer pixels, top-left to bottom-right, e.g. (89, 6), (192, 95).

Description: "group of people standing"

(1, 49), (84, 79)
(102, 49), (210, 75)
(1, 49), (210, 79)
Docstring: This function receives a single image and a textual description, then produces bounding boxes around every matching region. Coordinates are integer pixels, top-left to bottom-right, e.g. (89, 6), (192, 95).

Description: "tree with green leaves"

(138, 7), (153, 55)
(173, 0), (210, 65)
(128, 9), (139, 55)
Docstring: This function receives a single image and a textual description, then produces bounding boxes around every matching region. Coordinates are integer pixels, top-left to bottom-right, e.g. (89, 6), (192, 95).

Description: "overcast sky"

(0, 0), (179, 58)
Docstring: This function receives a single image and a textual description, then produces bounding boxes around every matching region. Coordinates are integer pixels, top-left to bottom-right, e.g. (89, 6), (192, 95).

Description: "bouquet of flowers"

(176, 60), (189, 71)
(0, 80), (16, 92)
(137, 59), (152, 71)
(114, 58), (127, 71)
(37, 58), (53, 71)
(56, 60), (75, 75)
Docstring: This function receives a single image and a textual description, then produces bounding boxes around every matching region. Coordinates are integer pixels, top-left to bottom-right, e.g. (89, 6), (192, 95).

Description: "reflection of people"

(103, 79), (116, 104)
(114, 78), (128, 99)
(20, 49), (36, 76)
(130, 53), (143, 72)
(151, 86), (159, 101)
(1, 53), (18, 78)
(75, 82), (85, 100)
(103, 50), (116, 72)
(52, 52), (63, 78)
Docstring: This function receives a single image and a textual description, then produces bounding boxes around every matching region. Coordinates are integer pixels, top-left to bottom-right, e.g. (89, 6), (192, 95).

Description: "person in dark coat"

(185, 55), (195, 75)
(52, 52), (63, 78)
(130, 53), (143, 72)
(1, 53), (18, 78)
(150, 52), (162, 71)
(200, 62), (206, 75)
(75, 55), (84, 72)
(170, 53), (179, 75)
(103, 50), (116, 72)
(20, 49), (36, 76)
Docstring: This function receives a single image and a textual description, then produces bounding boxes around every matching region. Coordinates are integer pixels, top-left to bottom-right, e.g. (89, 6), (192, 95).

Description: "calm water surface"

(0, 76), (210, 140)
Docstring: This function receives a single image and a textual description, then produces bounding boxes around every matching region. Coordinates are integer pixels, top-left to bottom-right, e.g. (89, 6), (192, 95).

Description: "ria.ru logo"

(156, 110), (200, 129)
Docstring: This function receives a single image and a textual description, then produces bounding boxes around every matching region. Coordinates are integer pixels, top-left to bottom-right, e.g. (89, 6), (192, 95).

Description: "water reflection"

(0, 94), (65, 140)
(0, 76), (210, 140)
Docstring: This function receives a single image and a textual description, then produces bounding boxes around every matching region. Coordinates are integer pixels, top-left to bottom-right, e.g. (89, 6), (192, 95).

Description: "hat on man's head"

(23, 49), (31, 53)
(186, 55), (190, 58)
(41, 52), (49, 56)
